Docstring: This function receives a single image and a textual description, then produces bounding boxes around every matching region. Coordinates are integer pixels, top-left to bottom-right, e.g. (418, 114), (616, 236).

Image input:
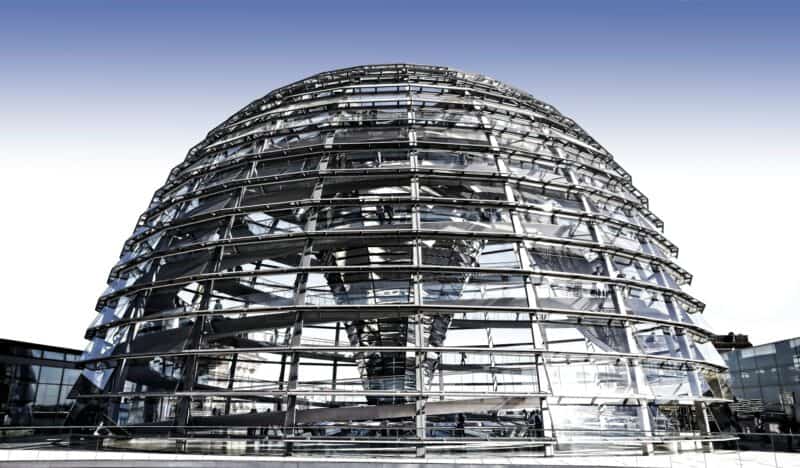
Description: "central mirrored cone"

(342, 239), (480, 403)
(73, 64), (731, 456)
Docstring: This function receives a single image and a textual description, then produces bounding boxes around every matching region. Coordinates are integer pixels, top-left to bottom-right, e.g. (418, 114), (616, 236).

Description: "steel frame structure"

(73, 64), (731, 457)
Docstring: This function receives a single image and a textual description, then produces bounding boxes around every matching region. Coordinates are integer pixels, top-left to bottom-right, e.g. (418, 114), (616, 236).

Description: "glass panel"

(280, 110), (335, 130)
(495, 133), (543, 154)
(419, 177), (506, 201)
(34, 384), (61, 407)
(486, 115), (533, 134)
(587, 196), (658, 231)
(739, 347), (758, 370)
(690, 339), (727, 368)
(58, 386), (74, 405)
(476, 241), (522, 268)
(415, 109), (482, 127)
(547, 358), (637, 398)
(42, 350), (65, 361)
(155, 219), (227, 253)
(416, 127), (487, 145)
(198, 164), (250, 188)
(774, 341), (797, 365)
(544, 323), (630, 354)
(152, 250), (215, 282)
(254, 155), (321, 177)
(527, 242), (605, 276)
(574, 168), (640, 203)
(230, 208), (310, 237)
(551, 404), (646, 439)
(513, 185), (583, 211)
(419, 204), (514, 233)
(624, 287), (699, 322)
(333, 127), (407, 143)
(504, 156), (566, 183)
(188, 143), (255, 171)
(724, 350), (740, 370)
(38, 366), (63, 384)
(162, 178), (199, 202)
(212, 273), (297, 308)
(519, 211), (593, 241)
(779, 364), (800, 386)
(120, 231), (165, 264)
(264, 130), (326, 149)
(81, 368), (115, 392)
(756, 351), (777, 369)
(61, 369), (82, 387)
(120, 396), (178, 425)
(328, 150), (408, 169)
(421, 272), (528, 307)
(758, 367), (780, 386)
(728, 369), (741, 388)
(313, 237), (414, 267)
(421, 238), (520, 269)
(433, 352), (539, 394)
(316, 204), (413, 231)
(335, 108), (408, 126)
(417, 151), (496, 172)
(321, 175), (411, 199)
(643, 365), (695, 398)
(220, 240), (306, 272)
(633, 326), (684, 359)
(175, 190), (238, 220)
(534, 278), (616, 313)
(699, 369), (733, 399)
(612, 255), (681, 288)
(242, 179), (316, 206)
(740, 370), (758, 386)
(305, 272), (413, 305)
(573, 167), (613, 190)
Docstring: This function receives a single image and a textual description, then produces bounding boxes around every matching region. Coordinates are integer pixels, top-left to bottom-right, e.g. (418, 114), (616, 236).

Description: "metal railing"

(4, 424), (800, 467)
(0, 424), (748, 455)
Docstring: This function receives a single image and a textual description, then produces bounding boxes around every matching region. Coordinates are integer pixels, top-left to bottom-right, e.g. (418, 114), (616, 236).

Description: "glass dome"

(73, 64), (730, 456)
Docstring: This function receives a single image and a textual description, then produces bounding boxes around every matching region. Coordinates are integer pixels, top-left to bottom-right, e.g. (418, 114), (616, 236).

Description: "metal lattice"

(72, 64), (731, 456)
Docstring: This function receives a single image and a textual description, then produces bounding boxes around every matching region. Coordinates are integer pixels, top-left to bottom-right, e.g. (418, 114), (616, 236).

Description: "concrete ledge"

(0, 463), (625, 468)
(3, 449), (800, 468)
(0, 449), (639, 468)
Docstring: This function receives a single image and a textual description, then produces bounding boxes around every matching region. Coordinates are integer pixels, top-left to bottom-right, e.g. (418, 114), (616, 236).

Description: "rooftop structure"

(0, 338), (82, 426)
(712, 333), (753, 353)
(723, 336), (800, 429)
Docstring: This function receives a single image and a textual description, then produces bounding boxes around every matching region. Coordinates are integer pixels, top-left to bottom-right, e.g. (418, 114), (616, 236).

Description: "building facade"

(723, 337), (800, 429)
(0, 338), (82, 426)
(73, 64), (730, 456)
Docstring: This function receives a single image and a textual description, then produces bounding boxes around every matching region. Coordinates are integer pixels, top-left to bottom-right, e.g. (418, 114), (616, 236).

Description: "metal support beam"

(565, 163), (654, 455)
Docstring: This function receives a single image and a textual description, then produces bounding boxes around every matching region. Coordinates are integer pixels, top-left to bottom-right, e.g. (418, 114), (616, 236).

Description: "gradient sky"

(0, 0), (798, 350)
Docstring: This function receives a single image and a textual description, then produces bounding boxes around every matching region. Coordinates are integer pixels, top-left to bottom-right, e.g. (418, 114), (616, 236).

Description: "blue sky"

(0, 0), (798, 349)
